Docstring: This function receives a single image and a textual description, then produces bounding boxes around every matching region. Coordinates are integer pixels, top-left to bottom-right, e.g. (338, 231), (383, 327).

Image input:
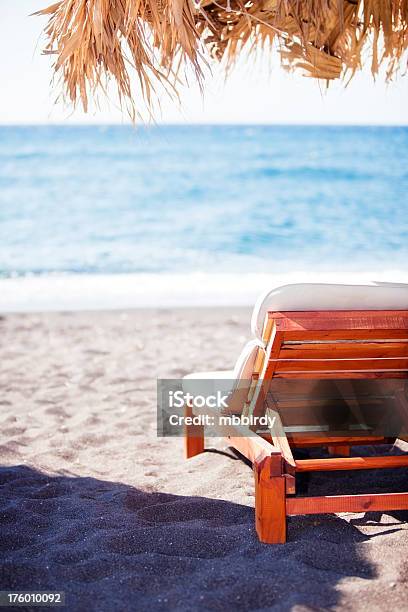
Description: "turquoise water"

(0, 125), (407, 277)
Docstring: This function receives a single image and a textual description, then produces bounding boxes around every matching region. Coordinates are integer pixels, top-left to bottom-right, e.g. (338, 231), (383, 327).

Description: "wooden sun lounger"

(185, 309), (408, 543)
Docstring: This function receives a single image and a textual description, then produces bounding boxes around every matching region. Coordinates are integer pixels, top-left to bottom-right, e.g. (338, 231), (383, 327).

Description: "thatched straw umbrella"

(35, 0), (408, 118)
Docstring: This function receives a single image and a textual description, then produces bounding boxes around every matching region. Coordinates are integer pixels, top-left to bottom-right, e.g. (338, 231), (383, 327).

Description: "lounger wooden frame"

(185, 310), (408, 543)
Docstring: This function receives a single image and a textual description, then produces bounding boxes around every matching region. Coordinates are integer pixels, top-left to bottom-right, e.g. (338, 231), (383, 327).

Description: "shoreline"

(1, 271), (407, 313)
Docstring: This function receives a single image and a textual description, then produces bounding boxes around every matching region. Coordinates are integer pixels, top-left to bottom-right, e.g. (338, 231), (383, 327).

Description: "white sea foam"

(0, 271), (407, 313)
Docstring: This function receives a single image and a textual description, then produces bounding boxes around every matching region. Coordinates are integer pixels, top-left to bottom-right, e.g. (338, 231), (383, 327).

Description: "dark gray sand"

(1, 309), (408, 611)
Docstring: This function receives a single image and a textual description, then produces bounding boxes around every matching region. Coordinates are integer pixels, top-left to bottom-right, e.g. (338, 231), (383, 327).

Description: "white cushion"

(182, 370), (235, 396)
(182, 340), (265, 398)
(251, 282), (408, 340)
(232, 339), (264, 379)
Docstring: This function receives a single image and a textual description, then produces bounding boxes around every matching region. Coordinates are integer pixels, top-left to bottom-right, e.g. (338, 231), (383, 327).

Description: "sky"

(1, 1), (407, 125)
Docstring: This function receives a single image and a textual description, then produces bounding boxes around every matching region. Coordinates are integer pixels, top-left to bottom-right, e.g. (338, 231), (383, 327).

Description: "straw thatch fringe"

(35, 0), (408, 116)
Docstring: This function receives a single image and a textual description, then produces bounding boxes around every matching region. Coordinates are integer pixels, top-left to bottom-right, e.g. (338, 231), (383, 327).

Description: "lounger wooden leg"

(184, 403), (205, 458)
(328, 445), (350, 457)
(254, 454), (287, 544)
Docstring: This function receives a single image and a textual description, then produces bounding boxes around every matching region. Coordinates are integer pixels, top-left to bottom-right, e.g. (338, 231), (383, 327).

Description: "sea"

(0, 125), (407, 310)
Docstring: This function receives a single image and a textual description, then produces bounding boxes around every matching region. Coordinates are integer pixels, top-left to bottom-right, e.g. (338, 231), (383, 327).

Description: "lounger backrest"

(264, 310), (408, 379)
(252, 283), (408, 340)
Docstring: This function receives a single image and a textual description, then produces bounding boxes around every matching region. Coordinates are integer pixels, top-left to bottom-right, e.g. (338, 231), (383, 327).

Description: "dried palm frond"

(35, 0), (408, 117)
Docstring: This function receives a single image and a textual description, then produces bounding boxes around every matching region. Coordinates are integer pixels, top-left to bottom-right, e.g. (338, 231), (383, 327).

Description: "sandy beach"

(1, 307), (408, 611)
(2, 1), (408, 606)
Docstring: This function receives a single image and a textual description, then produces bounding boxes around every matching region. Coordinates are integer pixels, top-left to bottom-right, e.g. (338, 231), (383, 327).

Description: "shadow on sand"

(1, 464), (407, 611)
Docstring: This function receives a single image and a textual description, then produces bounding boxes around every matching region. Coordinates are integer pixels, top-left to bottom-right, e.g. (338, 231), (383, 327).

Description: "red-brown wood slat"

(270, 398), (388, 410)
(295, 455), (408, 472)
(266, 377), (403, 395)
(260, 433), (387, 447)
(274, 371), (408, 379)
(270, 310), (408, 332)
(272, 310), (408, 321)
(282, 330), (408, 342)
(286, 492), (408, 515)
(274, 358), (408, 372)
(279, 341), (408, 360)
